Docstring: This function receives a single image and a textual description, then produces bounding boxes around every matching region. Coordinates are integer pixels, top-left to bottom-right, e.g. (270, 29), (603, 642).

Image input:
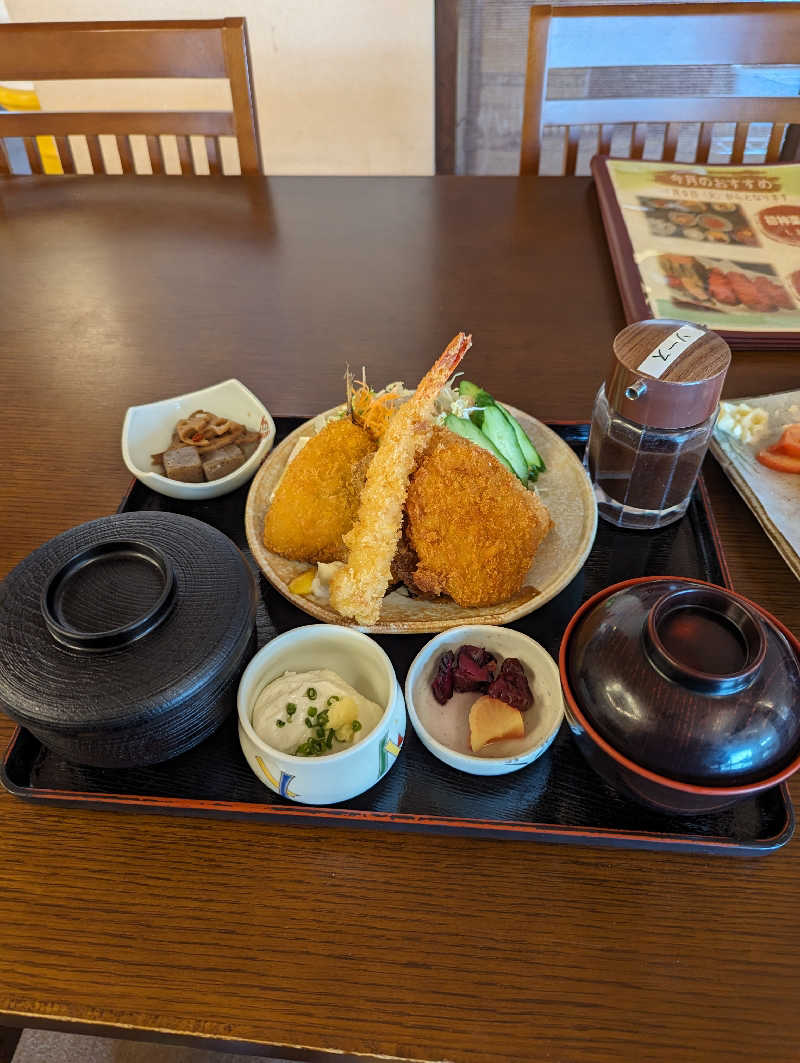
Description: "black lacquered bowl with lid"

(559, 576), (800, 813)
(0, 511), (256, 768)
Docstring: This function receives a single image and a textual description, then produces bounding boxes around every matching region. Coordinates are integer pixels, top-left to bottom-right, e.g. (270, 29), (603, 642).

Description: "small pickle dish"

(122, 379), (275, 501)
(405, 625), (564, 777)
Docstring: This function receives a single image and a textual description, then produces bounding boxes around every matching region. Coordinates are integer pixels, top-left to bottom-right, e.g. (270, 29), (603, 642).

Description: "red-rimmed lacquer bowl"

(559, 576), (800, 814)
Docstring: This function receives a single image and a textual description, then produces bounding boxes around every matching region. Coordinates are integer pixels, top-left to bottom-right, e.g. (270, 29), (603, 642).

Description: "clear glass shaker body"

(585, 385), (717, 530)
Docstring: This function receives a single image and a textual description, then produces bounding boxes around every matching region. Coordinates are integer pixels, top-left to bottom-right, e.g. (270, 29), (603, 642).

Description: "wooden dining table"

(1, 175), (799, 1063)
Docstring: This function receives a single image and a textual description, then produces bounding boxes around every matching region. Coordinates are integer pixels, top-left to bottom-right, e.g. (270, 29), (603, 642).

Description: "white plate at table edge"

(244, 404), (598, 634)
(710, 388), (800, 582)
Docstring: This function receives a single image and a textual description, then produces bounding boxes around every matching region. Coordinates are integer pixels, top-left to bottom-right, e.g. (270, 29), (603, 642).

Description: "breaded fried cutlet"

(264, 418), (376, 563)
(405, 427), (552, 607)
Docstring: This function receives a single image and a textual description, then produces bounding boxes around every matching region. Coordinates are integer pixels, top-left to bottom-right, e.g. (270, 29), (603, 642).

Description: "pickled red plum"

(452, 645), (498, 693)
(430, 644), (534, 711)
(487, 657), (533, 712)
(431, 650), (456, 705)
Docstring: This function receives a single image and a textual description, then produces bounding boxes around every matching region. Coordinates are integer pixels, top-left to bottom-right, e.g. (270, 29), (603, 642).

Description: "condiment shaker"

(585, 320), (731, 529)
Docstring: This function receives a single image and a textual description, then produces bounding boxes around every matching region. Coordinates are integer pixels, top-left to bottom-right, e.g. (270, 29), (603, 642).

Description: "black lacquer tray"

(2, 423), (794, 855)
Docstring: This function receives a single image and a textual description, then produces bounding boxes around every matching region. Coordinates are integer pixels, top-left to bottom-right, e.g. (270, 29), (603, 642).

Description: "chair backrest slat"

(206, 134), (222, 175)
(116, 134), (135, 174)
(696, 122), (713, 164)
(521, 2), (800, 174)
(176, 134), (193, 175)
(86, 134), (105, 174)
(147, 134), (165, 175)
(662, 123), (679, 163)
(598, 124), (612, 159)
(23, 137), (43, 174)
(0, 18), (261, 176)
(631, 123), (646, 160)
(766, 123), (787, 162)
(564, 127), (580, 176)
(54, 135), (75, 174)
(0, 138), (11, 176)
(730, 121), (749, 165)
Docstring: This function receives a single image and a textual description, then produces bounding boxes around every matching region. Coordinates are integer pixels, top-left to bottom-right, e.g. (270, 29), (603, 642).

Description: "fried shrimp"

(330, 332), (472, 625)
(406, 428), (552, 607)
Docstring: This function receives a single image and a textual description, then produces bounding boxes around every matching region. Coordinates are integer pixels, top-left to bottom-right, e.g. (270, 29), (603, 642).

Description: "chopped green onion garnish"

(326, 695), (340, 706)
(306, 687), (317, 700)
(304, 718), (313, 728)
(316, 727), (325, 738)
(308, 706), (317, 717)
(286, 703), (297, 715)
(351, 720), (362, 732)
(276, 720), (285, 728)
(326, 729), (334, 748)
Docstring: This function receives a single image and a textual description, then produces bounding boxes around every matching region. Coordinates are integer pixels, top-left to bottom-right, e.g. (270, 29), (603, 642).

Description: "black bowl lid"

(564, 578), (800, 786)
(0, 511), (256, 735)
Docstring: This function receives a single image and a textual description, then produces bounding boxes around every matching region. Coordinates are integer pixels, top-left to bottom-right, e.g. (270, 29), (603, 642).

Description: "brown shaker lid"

(606, 320), (731, 429)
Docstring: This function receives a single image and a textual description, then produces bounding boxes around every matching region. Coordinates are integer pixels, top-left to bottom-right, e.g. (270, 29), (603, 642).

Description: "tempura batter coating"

(263, 419), (376, 563)
(405, 428), (552, 607)
(330, 332), (471, 625)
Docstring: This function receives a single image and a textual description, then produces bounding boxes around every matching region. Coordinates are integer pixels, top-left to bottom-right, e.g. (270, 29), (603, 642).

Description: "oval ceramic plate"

(244, 405), (597, 634)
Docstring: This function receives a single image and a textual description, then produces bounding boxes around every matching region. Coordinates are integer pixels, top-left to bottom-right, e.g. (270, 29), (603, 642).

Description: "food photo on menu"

(593, 157), (800, 344)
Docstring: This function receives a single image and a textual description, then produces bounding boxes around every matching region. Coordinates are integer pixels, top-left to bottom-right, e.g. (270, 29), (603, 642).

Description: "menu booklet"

(592, 157), (800, 350)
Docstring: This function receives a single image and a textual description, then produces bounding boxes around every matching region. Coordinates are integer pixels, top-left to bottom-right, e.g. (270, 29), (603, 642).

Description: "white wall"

(4, 0), (435, 175)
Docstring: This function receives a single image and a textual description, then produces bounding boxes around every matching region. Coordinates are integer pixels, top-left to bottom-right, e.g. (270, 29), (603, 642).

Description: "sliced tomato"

(774, 423), (800, 459)
(756, 445), (800, 474)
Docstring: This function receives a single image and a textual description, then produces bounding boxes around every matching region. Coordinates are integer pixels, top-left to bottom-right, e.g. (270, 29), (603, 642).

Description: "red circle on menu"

(757, 204), (800, 246)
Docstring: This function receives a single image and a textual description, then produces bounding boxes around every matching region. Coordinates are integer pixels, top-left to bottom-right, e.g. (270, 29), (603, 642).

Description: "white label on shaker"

(636, 325), (706, 379)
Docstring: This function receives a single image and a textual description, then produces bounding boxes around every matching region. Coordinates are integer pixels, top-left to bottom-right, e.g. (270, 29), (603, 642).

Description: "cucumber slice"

(480, 406), (529, 482)
(458, 381), (546, 476)
(458, 380), (481, 400)
(459, 379), (495, 408)
(459, 380), (491, 430)
(443, 414), (513, 474)
(497, 402), (546, 473)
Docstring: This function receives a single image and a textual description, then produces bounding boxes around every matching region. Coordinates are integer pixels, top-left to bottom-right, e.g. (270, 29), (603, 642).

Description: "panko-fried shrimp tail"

(330, 332), (472, 625)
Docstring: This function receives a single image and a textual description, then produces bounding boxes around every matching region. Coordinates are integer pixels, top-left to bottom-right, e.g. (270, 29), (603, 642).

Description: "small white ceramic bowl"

(405, 625), (564, 776)
(237, 625), (406, 805)
(122, 379), (276, 500)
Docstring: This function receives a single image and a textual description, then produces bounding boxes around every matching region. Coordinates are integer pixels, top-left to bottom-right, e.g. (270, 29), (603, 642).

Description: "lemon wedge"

(288, 568), (316, 596)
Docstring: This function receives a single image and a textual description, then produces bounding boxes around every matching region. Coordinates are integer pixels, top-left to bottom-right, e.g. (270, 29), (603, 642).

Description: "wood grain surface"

(1, 176), (799, 1063)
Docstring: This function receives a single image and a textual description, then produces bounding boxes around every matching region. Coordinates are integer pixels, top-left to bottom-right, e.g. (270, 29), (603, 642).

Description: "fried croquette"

(263, 419), (376, 563)
(405, 427), (552, 607)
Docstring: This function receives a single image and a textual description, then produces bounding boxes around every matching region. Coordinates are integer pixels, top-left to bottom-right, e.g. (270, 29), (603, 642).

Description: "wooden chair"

(520, 3), (800, 175)
(0, 18), (261, 175)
